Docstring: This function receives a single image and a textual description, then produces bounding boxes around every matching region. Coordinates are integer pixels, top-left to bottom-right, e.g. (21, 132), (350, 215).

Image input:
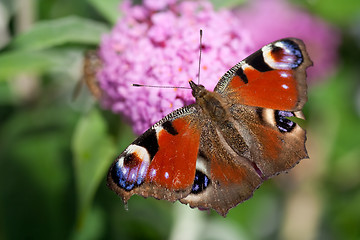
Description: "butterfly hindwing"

(179, 104), (308, 216)
(228, 105), (308, 178)
(180, 119), (263, 216)
(214, 38), (312, 111)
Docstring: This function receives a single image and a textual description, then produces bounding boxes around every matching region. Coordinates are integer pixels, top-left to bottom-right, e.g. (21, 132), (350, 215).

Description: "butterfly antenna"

(132, 83), (190, 89)
(133, 30), (203, 90)
(197, 29), (203, 85)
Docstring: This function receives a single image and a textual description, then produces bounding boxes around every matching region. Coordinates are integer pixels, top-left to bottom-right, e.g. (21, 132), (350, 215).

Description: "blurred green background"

(1, 0), (360, 239)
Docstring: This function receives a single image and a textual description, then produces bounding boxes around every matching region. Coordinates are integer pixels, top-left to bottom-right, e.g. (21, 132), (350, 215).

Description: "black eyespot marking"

(271, 46), (283, 55)
(123, 154), (136, 167)
(111, 162), (137, 191)
(235, 67), (248, 84)
(275, 110), (296, 133)
(111, 154), (141, 191)
(280, 39), (303, 68)
(245, 49), (273, 72)
(134, 129), (158, 159)
(111, 154), (148, 191)
(162, 121), (178, 135)
(111, 165), (134, 191)
(191, 170), (210, 194)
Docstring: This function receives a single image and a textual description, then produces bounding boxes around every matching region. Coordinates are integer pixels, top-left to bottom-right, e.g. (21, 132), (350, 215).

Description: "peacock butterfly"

(107, 38), (312, 216)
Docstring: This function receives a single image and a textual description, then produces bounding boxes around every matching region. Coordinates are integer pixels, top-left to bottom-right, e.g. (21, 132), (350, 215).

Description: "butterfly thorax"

(189, 81), (227, 121)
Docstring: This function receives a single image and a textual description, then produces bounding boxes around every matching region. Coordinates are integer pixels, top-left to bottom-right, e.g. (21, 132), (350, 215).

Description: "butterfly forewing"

(214, 38), (312, 111)
(107, 105), (203, 202)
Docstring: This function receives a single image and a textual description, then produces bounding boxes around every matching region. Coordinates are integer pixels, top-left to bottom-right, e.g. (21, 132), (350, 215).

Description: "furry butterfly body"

(107, 38), (312, 216)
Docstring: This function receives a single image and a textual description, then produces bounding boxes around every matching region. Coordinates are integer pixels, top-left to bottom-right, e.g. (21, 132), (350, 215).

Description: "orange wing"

(107, 105), (202, 203)
(214, 38), (312, 111)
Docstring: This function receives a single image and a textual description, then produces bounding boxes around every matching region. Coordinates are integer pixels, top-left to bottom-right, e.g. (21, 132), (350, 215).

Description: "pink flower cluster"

(98, 0), (253, 134)
(98, 0), (340, 135)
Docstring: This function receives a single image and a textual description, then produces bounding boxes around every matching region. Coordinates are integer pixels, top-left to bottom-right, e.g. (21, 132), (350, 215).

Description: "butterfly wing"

(180, 39), (311, 216)
(214, 38), (312, 111)
(213, 38), (311, 176)
(107, 105), (202, 203)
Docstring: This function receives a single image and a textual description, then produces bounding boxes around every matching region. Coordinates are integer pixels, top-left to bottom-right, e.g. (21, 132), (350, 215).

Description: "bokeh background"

(1, 0), (360, 239)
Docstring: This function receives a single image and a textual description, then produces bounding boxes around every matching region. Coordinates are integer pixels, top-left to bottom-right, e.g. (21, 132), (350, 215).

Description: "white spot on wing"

(117, 156), (125, 168)
(139, 164), (147, 176)
(280, 71), (289, 78)
(242, 62), (251, 69)
(149, 169), (157, 179)
(121, 167), (128, 175)
(125, 145), (151, 164)
(274, 41), (287, 52)
(154, 125), (163, 138)
(282, 84), (289, 89)
(117, 144), (151, 174)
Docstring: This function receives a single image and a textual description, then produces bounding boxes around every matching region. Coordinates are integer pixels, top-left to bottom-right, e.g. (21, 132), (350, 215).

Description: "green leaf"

(71, 206), (106, 240)
(0, 81), (12, 103)
(12, 16), (110, 51)
(0, 48), (83, 79)
(87, 0), (122, 24)
(287, 116), (307, 129)
(0, 51), (54, 79)
(72, 109), (116, 228)
(0, 103), (79, 239)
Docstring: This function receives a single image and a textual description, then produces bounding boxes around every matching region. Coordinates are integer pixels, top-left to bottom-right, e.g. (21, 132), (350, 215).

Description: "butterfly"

(73, 51), (103, 101)
(107, 38), (313, 216)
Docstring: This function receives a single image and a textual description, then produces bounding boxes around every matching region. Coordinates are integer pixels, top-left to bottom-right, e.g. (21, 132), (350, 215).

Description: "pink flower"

(236, 0), (340, 82)
(143, 0), (176, 11)
(98, 0), (253, 134)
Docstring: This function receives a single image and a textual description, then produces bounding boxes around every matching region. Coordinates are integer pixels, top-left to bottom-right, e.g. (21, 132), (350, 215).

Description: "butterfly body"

(107, 38), (312, 216)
